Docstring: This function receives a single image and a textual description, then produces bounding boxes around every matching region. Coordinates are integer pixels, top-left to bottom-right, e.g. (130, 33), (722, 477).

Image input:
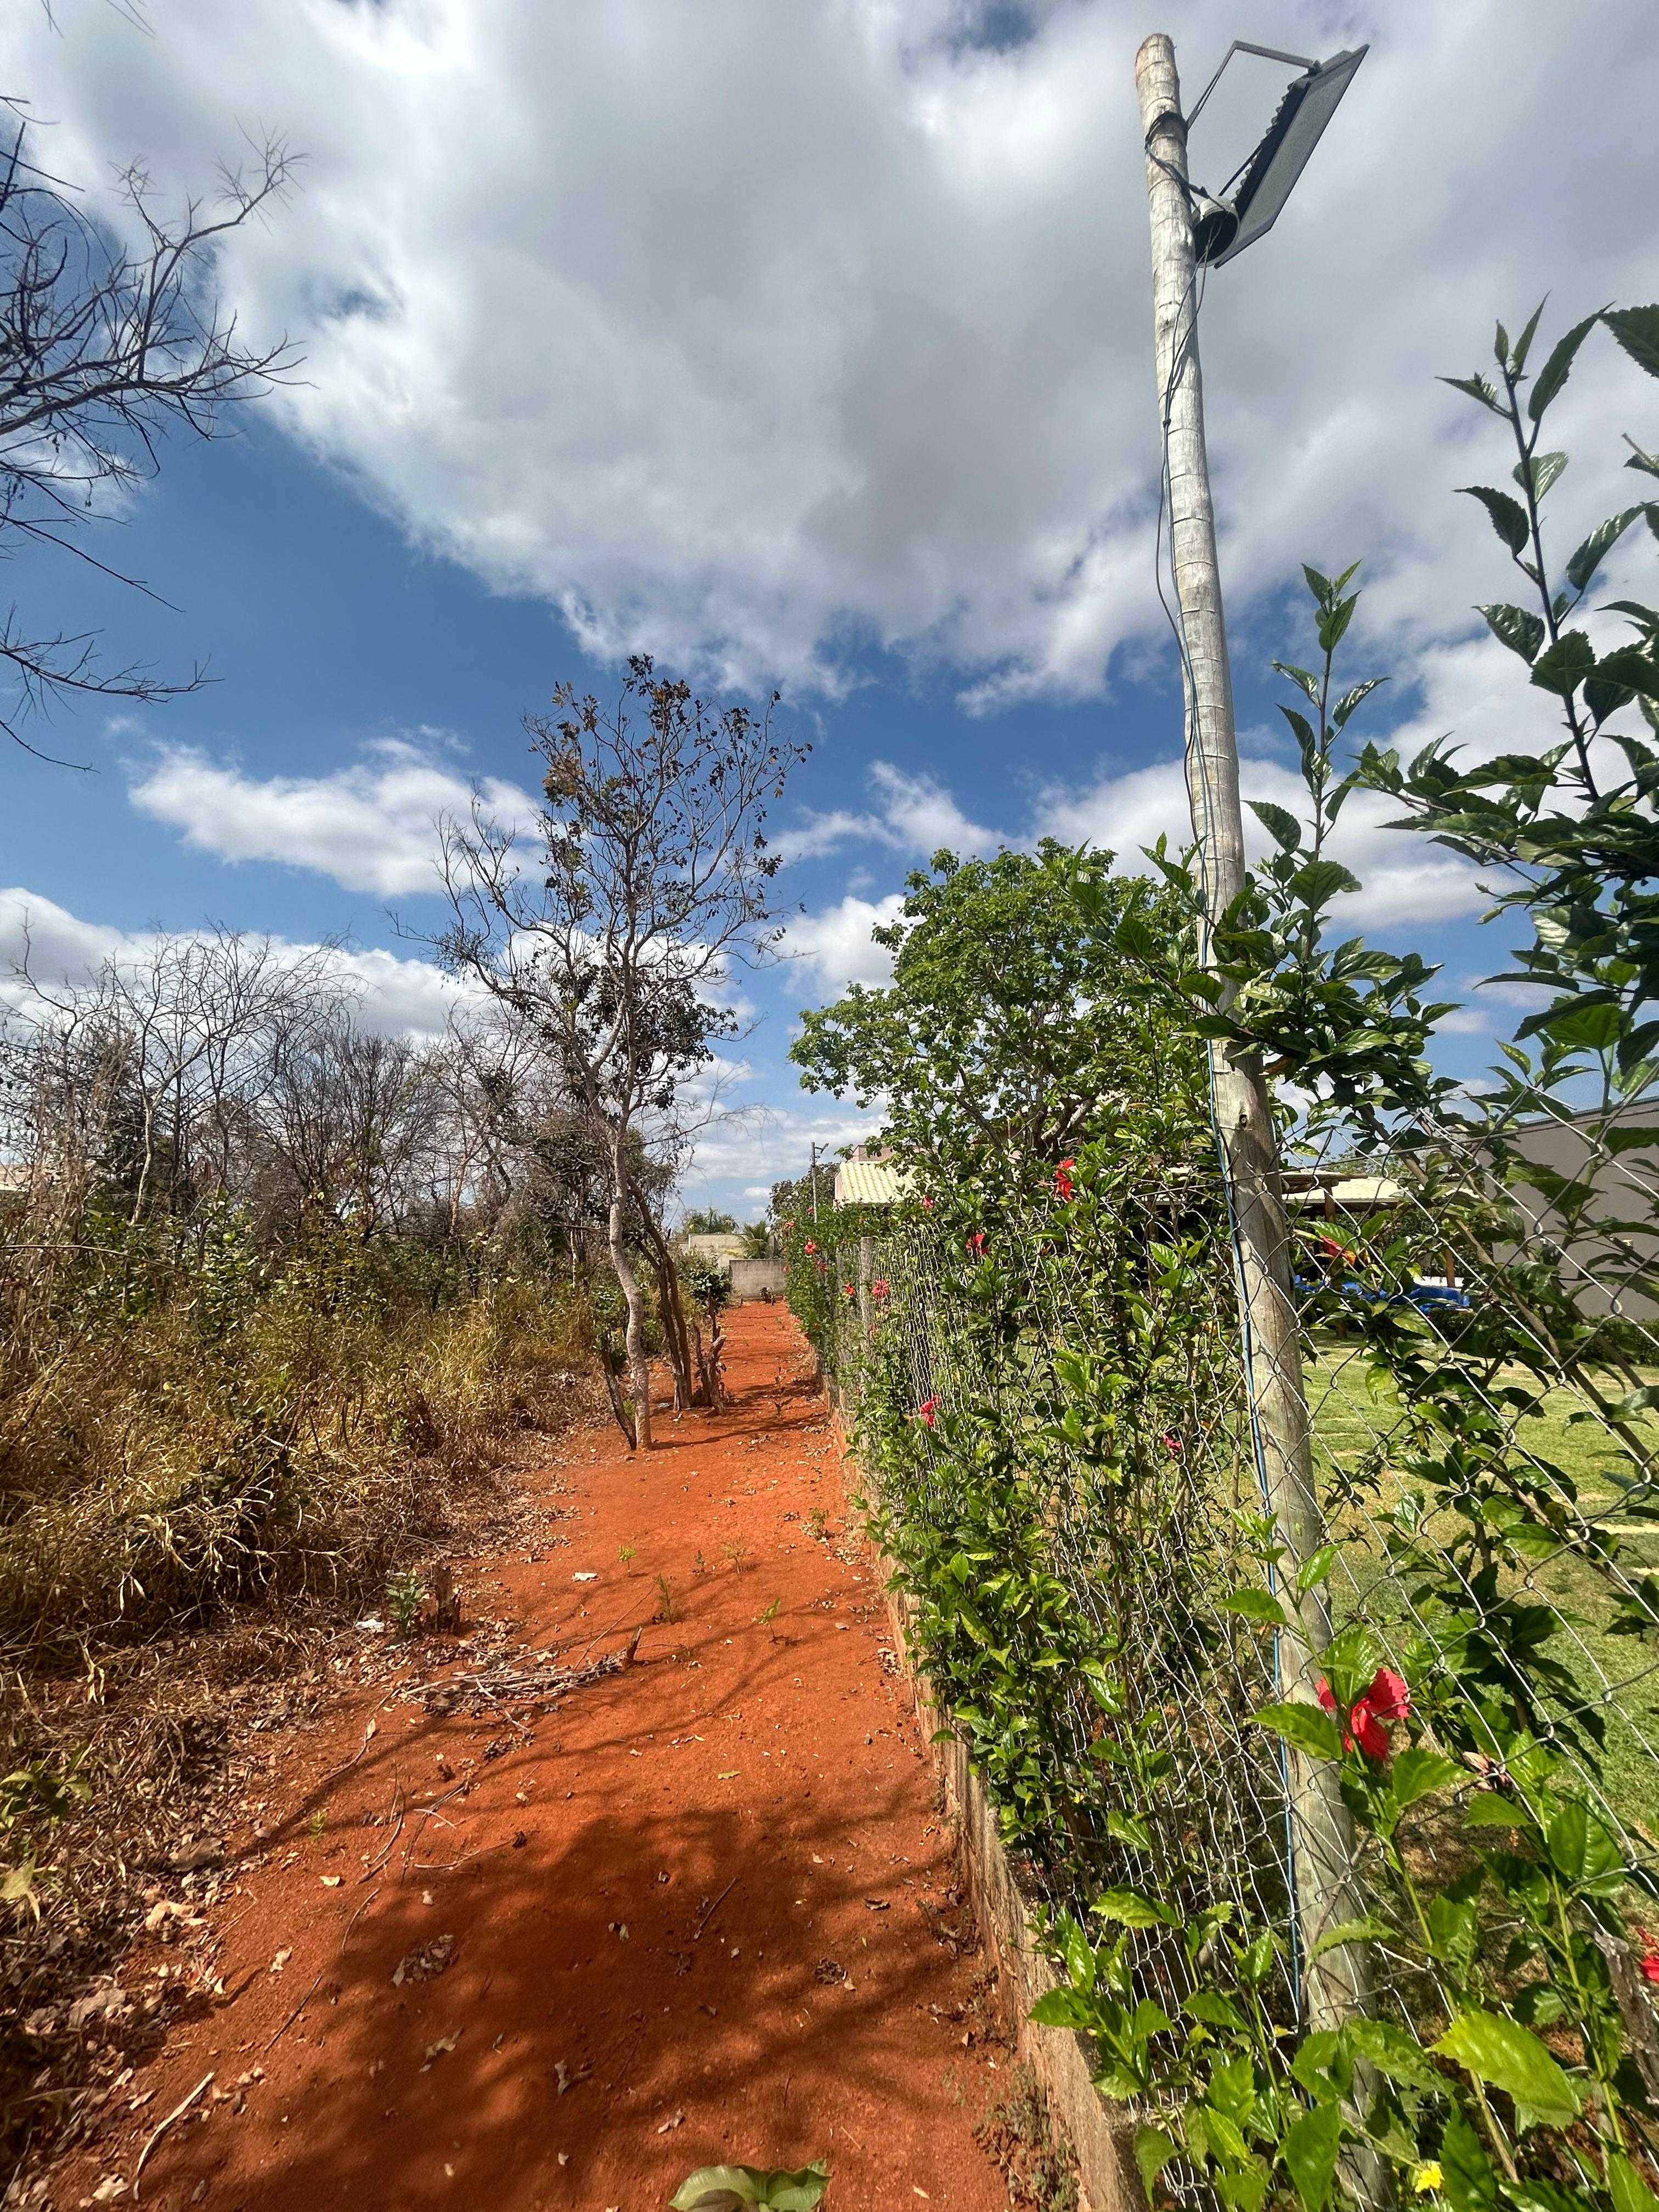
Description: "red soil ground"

(55, 1304), (1013, 2212)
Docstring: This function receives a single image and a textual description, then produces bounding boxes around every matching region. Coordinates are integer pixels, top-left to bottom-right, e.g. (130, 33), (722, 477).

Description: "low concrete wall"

(838, 1425), (1143, 2212)
(729, 1257), (786, 1302)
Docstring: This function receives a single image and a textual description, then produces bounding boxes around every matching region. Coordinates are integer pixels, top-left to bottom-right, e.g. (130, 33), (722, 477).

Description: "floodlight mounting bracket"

(1172, 42), (1368, 269)
(1186, 40), (1320, 127)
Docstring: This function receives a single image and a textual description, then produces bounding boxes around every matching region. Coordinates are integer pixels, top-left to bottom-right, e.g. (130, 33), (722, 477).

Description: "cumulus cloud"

(776, 758), (1003, 864)
(782, 892), (906, 992)
(127, 737), (534, 896)
(0, 887), (469, 1037)
(9, 0), (1650, 704)
(679, 1099), (882, 1203)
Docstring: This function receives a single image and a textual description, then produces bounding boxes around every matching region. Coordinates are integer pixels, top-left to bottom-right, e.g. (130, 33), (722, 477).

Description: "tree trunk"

(607, 1147), (651, 1451)
(636, 1197), (697, 1409)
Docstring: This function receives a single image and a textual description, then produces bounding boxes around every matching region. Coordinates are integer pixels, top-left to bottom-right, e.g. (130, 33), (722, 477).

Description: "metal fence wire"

(803, 1085), (1659, 2179)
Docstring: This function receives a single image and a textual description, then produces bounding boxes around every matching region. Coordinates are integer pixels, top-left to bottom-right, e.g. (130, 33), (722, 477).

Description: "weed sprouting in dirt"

(386, 1569), (427, 1638)
(654, 1572), (676, 1622)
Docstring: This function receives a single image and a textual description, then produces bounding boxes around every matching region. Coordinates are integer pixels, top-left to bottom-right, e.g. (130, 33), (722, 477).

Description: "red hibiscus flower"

(922, 1195), (935, 1211)
(844, 1282), (856, 1301)
(871, 1278), (890, 1301)
(803, 1239), (817, 1254)
(1318, 1667), (1410, 1761)
(1056, 1158), (1077, 1200)
(967, 1230), (986, 1257)
(1161, 1430), (1182, 1458)
(917, 1396), (939, 1426)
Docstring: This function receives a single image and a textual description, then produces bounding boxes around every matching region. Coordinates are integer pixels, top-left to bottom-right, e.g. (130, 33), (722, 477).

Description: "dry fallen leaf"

(554, 2059), (591, 2096)
(421, 2032), (459, 2070)
(320, 1875), (342, 1888)
(268, 1949), (291, 1976)
(656, 2111), (686, 2134)
(392, 1934), (455, 1986)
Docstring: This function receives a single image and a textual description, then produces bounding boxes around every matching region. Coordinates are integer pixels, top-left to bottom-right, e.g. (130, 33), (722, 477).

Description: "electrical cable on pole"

(1135, 30), (1373, 2044)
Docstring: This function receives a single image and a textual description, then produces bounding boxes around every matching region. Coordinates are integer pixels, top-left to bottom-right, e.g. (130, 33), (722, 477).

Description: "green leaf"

(1514, 450), (1567, 501)
(1222, 1588), (1288, 1627)
(1477, 1796), (1531, 1831)
(1346, 2018), (1442, 2091)
(1595, 647), (1659, 701)
(1440, 373), (1505, 416)
(1297, 1543), (1339, 1595)
(1091, 1886), (1176, 1928)
(1565, 506), (1646, 595)
(1439, 2106), (1496, 2212)
(1282, 2101), (1342, 2212)
(1510, 301), (1547, 373)
(1529, 312), (1602, 419)
(1308, 1916), (1390, 1963)
(1252, 1702), (1344, 1761)
(1030, 1986), (1097, 2029)
(1135, 2127), (1180, 2200)
(1609, 2155), (1659, 2212)
(1248, 802), (1303, 854)
(1542, 996), (1623, 1053)
(669, 2165), (831, 2211)
(1529, 629), (1596, 698)
(1458, 485), (1531, 556)
(1605, 305), (1659, 379)
(765, 2171), (833, 2212)
(1105, 1809), (1153, 1850)
(1432, 2010), (1582, 2128)
(1291, 859), (1362, 906)
(1390, 1748), (1464, 1810)
(1478, 602), (1545, 663)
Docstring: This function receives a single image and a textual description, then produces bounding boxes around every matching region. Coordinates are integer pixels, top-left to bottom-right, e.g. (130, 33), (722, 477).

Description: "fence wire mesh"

(798, 1081), (1659, 2175)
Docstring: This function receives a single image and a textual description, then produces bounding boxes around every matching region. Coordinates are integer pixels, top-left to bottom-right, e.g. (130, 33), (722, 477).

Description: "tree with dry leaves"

(0, 115), (296, 755)
(435, 657), (805, 1449)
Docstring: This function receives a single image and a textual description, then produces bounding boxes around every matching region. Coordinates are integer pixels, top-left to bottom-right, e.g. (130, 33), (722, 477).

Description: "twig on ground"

(132, 2070), (213, 2198)
(691, 1876), (738, 1943)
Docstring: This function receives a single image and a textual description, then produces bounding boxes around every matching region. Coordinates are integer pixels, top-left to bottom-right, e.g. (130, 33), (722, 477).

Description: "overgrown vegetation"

(791, 302), (1659, 2212)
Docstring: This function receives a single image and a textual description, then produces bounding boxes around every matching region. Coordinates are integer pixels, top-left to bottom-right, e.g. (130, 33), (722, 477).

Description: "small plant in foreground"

(618, 1542), (637, 1564)
(385, 1570), (426, 1638)
(722, 1538), (752, 1573)
(806, 1508), (830, 1541)
(654, 1572), (676, 1622)
(669, 2162), (828, 2211)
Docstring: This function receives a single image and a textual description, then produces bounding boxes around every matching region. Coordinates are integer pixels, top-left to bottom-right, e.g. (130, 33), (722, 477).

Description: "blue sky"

(3, 0), (1655, 1218)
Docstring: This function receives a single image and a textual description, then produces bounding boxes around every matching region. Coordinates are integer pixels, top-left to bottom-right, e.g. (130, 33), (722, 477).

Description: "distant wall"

(728, 1257), (786, 1302)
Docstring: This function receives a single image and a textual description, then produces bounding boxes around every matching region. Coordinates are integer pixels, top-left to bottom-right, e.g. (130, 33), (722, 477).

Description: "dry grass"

(0, 1216), (599, 2179)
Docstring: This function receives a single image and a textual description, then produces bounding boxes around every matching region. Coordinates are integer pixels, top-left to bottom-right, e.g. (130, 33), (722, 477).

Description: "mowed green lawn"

(1305, 1342), (1659, 1840)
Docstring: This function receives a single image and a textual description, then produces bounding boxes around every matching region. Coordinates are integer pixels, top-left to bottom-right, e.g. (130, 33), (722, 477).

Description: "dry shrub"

(0, 1216), (590, 1656)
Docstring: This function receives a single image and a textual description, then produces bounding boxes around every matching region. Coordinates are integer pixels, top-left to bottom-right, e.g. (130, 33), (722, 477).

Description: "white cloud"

(776, 758), (1002, 863)
(127, 738), (534, 897)
(0, 887), (469, 1037)
(782, 892), (906, 992)
(679, 1099), (881, 1201)
(10, 0), (1651, 703)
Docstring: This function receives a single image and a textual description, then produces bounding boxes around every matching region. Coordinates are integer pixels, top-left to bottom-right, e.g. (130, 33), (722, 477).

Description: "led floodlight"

(1192, 45), (1368, 268)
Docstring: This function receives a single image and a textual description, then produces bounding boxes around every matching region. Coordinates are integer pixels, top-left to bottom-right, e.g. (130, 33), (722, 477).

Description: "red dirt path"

(60, 1304), (1012, 2212)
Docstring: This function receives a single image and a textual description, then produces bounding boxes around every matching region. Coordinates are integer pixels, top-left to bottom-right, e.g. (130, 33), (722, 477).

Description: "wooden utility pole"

(1135, 30), (1365, 2036)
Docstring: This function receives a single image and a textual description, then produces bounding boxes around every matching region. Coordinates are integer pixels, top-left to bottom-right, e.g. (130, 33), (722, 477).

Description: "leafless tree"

(0, 116), (297, 755)
(435, 657), (805, 1449)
